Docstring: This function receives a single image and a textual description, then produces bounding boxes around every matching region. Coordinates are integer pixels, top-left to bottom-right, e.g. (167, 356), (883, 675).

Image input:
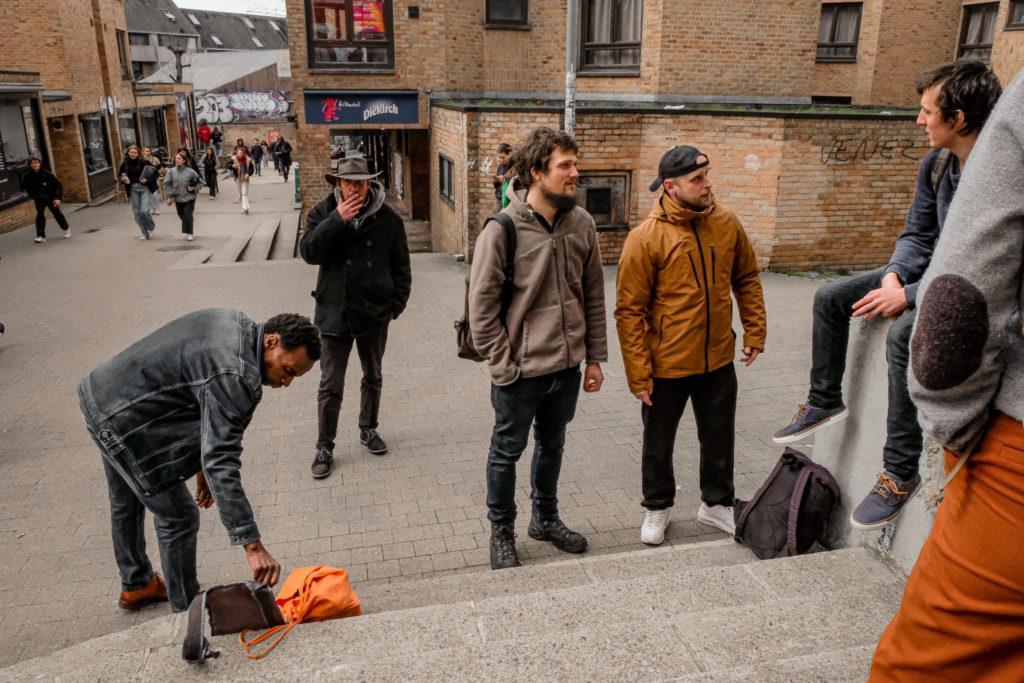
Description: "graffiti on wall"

(820, 136), (918, 165)
(184, 91), (292, 124)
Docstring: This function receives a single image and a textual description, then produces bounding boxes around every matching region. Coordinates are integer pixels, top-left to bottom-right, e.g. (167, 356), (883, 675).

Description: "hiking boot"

(772, 403), (849, 444)
(697, 503), (736, 535)
(527, 515), (588, 553)
(850, 471), (922, 530)
(490, 522), (521, 570)
(118, 574), (168, 610)
(311, 447), (333, 479)
(360, 429), (387, 455)
(640, 508), (670, 545)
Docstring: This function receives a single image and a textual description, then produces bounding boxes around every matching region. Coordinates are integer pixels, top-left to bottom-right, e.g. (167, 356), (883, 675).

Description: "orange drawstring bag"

(239, 565), (362, 658)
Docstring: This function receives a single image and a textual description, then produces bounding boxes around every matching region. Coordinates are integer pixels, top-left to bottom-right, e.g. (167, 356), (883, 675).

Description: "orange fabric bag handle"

(239, 622), (297, 659)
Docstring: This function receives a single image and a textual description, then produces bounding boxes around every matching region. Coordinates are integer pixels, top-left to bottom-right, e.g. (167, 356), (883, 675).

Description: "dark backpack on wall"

(734, 447), (840, 560)
(454, 213), (516, 362)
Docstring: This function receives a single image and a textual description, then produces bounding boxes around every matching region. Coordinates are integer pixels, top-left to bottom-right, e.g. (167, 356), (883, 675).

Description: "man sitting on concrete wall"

(772, 60), (1002, 530)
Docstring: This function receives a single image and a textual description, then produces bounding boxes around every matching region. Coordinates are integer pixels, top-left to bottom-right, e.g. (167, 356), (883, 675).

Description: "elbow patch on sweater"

(911, 274), (988, 390)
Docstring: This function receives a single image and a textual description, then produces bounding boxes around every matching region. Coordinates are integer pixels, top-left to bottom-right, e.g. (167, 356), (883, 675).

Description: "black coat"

(300, 189), (411, 336)
(23, 168), (64, 203)
(276, 140), (292, 166)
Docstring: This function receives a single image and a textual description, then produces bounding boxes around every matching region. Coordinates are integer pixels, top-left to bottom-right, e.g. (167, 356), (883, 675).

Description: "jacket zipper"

(690, 221), (711, 373)
(551, 227), (571, 367)
(711, 247), (716, 285)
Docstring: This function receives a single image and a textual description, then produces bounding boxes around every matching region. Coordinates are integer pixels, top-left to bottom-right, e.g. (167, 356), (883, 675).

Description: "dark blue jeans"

(485, 366), (581, 524)
(809, 266), (922, 479)
(97, 447), (200, 613)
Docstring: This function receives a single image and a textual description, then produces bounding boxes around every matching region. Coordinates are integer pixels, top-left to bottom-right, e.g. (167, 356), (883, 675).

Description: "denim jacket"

(78, 308), (265, 546)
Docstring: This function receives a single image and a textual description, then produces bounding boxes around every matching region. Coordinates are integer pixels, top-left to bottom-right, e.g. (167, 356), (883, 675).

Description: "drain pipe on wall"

(564, 0), (576, 135)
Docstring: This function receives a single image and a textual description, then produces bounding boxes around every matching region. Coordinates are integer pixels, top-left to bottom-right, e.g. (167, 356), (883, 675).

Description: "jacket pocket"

(520, 303), (566, 375)
(687, 251), (702, 289)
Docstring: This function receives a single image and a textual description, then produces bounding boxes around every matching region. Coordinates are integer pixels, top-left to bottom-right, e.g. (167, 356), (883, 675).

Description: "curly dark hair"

(916, 60), (1002, 137)
(511, 128), (579, 189)
(264, 313), (322, 360)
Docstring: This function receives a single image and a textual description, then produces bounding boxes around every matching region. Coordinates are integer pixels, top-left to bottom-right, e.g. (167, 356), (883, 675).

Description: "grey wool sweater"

(909, 68), (1024, 451)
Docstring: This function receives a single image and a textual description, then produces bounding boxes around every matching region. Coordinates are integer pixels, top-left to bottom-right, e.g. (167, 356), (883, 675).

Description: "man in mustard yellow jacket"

(615, 145), (766, 545)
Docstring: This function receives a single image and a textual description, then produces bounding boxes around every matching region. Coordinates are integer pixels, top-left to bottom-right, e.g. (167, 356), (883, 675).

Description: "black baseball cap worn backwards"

(649, 145), (709, 192)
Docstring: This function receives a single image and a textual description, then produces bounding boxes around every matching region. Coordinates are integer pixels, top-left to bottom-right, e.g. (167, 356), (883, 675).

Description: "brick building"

(0, 0), (189, 234)
(286, 0), (1024, 269)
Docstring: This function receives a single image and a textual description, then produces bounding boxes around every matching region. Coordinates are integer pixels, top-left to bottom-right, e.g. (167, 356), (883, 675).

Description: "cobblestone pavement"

(0, 173), (827, 665)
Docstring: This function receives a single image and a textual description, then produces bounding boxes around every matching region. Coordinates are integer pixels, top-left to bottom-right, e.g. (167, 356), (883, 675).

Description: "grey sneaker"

(311, 447), (333, 479)
(772, 403), (848, 444)
(850, 471), (922, 530)
(360, 429), (387, 455)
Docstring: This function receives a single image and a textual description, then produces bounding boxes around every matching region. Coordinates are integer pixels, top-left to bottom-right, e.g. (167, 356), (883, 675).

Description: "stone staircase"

(168, 213), (299, 269)
(405, 219), (432, 253)
(1, 540), (904, 681)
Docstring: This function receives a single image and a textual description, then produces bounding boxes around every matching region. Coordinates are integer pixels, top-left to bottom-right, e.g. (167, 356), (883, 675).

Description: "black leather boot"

(527, 515), (588, 553)
(489, 521), (522, 570)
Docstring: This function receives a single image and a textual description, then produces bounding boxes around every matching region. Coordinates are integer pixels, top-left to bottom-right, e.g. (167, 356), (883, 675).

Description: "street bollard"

(293, 163), (301, 210)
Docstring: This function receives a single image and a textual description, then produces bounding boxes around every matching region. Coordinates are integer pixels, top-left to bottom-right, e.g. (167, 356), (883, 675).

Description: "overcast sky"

(173, 0), (286, 17)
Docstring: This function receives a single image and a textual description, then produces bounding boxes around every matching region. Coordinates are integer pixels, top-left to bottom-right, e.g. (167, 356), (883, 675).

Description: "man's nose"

(282, 375), (293, 387)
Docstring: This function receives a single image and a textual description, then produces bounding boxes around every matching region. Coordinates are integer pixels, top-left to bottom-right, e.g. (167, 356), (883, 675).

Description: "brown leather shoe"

(118, 574), (168, 610)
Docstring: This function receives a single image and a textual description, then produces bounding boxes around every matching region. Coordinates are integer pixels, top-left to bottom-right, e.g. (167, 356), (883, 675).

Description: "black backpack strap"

(182, 590), (220, 663)
(786, 467), (814, 557)
(930, 148), (952, 195)
(487, 213), (517, 320)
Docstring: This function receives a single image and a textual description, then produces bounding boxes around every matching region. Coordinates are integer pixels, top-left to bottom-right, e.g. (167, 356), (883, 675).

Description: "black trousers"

(174, 200), (195, 234)
(205, 168), (218, 197)
(641, 363), (738, 510)
(34, 199), (69, 237)
(316, 322), (389, 451)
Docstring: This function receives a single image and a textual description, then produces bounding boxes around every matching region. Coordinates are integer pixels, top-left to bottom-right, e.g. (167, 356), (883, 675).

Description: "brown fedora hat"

(325, 151), (382, 184)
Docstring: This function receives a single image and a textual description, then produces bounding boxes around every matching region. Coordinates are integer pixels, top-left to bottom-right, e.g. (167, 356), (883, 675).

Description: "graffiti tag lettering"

(189, 91), (293, 124)
(820, 136), (918, 165)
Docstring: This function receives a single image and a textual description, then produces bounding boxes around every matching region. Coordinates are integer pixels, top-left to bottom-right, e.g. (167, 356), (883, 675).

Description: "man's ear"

(951, 109), (968, 134)
(264, 333), (278, 349)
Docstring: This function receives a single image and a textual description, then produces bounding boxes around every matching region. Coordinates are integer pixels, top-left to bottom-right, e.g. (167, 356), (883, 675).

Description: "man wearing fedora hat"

(615, 145), (766, 545)
(299, 151), (411, 478)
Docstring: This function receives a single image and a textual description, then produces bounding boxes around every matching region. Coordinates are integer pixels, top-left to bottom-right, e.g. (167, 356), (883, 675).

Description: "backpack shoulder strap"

(930, 148), (952, 195)
(488, 213), (517, 280)
(786, 468), (814, 557)
(182, 590), (220, 663)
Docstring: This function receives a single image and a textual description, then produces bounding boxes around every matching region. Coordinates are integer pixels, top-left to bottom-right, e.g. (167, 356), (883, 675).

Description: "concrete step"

(1, 545), (903, 680)
(238, 217), (281, 263)
(269, 212), (300, 261)
(404, 219), (432, 253)
(206, 222), (259, 264)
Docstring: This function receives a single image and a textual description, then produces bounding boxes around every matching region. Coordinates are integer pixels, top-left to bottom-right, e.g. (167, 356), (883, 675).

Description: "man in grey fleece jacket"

(469, 127), (608, 570)
(870, 68), (1024, 680)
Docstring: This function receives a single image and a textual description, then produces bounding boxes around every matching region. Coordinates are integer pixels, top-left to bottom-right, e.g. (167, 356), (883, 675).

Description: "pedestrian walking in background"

(211, 127), (223, 156)
(143, 146), (163, 216)
(276, 136), (293, 182)
(491, 143), (511, 214)
(270, 137), (280, 174)
(197, 120), (212, 152)
(163, 153), (203, 241)
(260, 140), (269, 168)
(234, 138), (249, 156)
(228, 149), (255, 215)
(468, 128), (607, 570)
(615, 145), (766, 545)
(117, 145), (158, 240)
(299, 151), (411, 479)
(23, 157), (70, 243)
(176, 147), (199, 174)
(201, 147), (219, 200)
(250, 139), (263, 176)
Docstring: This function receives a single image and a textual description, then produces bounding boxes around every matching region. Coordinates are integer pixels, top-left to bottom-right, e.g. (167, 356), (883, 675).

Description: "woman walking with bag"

(143, 146), (163, 216)
(228, 149), (255, 215)
(202, 147), (219, 200)
(163, 153), (203, 241)
(117, 145), (158, 240)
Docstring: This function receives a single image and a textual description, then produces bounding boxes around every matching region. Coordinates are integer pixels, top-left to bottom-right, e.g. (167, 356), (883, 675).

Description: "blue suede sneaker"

(772, 403), (848, 444)
(850, 471), (922, 530)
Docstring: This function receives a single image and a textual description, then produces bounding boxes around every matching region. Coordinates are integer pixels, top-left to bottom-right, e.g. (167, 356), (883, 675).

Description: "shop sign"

(304, 91), (418, 125)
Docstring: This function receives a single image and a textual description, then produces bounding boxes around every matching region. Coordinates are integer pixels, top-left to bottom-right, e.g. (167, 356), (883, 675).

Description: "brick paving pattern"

(0, 173), (825, 665)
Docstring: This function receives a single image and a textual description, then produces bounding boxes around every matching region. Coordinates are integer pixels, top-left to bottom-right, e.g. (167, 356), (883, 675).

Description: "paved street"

(0, 171), (826, 666)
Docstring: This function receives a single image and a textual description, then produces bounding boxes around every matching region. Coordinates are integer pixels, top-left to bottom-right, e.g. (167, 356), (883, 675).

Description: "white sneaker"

(697, 503), (736, 535)
(138, 235), (148, 240)
(640, 509), (670, 545)
(63, 230), (71, 239)
(34, 236), (45, 243)
(186, 234), (194, 241)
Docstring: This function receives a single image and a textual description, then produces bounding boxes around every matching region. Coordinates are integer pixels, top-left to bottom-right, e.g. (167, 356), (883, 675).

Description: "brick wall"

(773, 117), (926, 270)
(812, 0), (884, 103)
(991, 1), (1024, 85)
(46, 116), (90, 203)
(429, 107), (468, 255)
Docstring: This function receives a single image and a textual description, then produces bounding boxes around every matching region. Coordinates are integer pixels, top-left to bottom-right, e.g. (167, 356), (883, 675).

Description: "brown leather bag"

(182, 581), (286, 663)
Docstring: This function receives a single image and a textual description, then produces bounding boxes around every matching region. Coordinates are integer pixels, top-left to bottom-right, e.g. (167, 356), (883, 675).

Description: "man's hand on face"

(336, 192), (363, 222)
(853, 273), (908, 321)
(583, 362), (604, 393)
(194, 470), (214, 509)
(244, 540), (281, 586)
